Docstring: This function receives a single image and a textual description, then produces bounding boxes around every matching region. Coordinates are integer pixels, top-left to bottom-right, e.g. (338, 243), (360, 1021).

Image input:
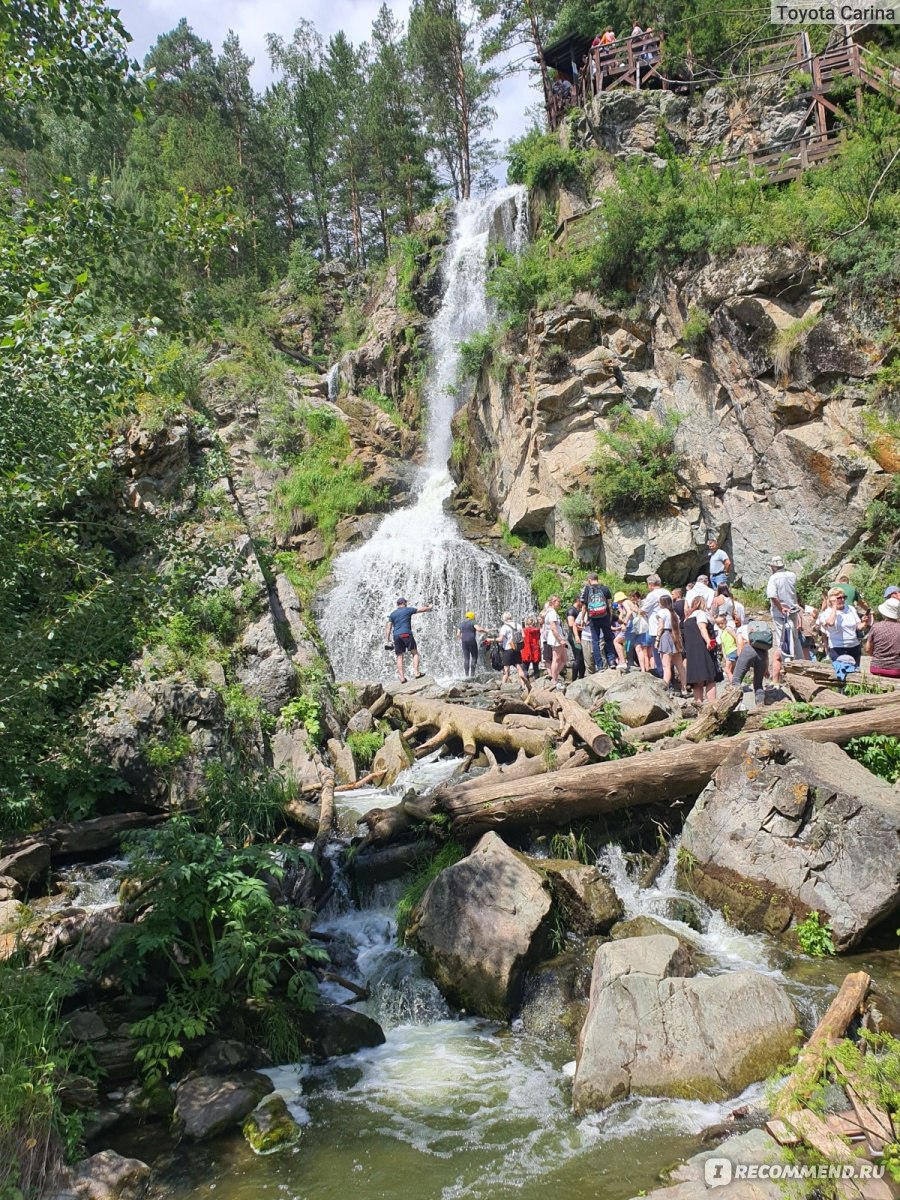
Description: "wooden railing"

(577, 32), (666, 106)
(709, 128), (844, 184)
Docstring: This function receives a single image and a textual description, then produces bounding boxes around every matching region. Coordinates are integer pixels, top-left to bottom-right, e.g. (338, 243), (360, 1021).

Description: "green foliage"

(279, 694), (324, 745)
(144, 730), (192, 769)
(458, 330), (493, 379)
(198, 763), (289, 843)
(827, 1031), (900, 1179)
(761, 703), (840, 729)
(592, 702), (636, 760)
(592, 404), (684, 517)
(549, 827), (595, 864)
(845, 735), (900, 783)
(107, 819), (326, 1084)
(274, 407), (386, 549)
(0, 959), (86, 1200)
(795, 910), (835, 957)
(559, 489), (595, 526)
(529, 541), (584, 607)
(769, 313), (819, 377)
(347, 729), (387, 771)
(360, 384), (405, 426)
(681, 305), (711, 352)
(287, 243), (320, 294)
(507, 129), (585, 191)
(396, 841), (466, 943)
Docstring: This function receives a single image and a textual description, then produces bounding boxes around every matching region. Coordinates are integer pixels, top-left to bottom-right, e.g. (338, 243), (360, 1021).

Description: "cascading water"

(320, 186), (533, 681)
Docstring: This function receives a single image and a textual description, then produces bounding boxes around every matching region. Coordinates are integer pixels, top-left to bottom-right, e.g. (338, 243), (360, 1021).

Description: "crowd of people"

(383, 541), (900, 704)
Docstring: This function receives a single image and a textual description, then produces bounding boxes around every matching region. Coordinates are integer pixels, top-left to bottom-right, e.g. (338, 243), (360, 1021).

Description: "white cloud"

(116, 0), (539, 182)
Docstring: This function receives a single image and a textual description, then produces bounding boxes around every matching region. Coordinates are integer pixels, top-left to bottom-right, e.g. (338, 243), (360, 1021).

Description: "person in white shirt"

(766, 555), (800, 658)
(685, 574), (715, 610)
(543, 596), (568, 686)
(817, 588), (862, 666)
(640, 574), (672, 638)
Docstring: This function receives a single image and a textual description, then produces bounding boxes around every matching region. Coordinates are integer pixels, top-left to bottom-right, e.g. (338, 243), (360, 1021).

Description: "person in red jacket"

(521, 614), (542, 679)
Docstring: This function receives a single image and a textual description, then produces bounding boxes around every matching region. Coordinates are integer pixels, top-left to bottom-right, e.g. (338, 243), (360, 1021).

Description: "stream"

(105, 755), (896, 1200)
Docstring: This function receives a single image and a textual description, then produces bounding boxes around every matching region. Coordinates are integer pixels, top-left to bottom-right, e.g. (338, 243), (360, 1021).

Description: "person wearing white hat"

(766, 555), (800, 658)
(866, 597), (900, 678)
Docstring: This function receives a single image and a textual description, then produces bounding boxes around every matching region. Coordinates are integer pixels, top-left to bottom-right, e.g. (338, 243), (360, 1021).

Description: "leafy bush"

(769, 313), (819, 377)
(287, 242), (320, 294)
(559, 489), (595, 526)
(198, 763), (289, 843)
(347, 729), (386, 770)
(107, 819), (326, 1083)
(795, 910), (835, 957)
(507, 129), (585, 191)
(681, 305), (711, 352)
(592, 405), (684, 516)
(0, 960), (85, 1200)
(458, 330), (493, 379)
(274, 407), (386, 548)
(761, 703), (840, 729)
(396, 841), (466, 943)
(592, 702), (636, 760)
(846, 734), (900, 783)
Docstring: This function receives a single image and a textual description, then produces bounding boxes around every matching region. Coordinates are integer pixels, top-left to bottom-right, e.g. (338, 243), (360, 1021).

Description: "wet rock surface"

(681, 733), (900, 950)
(573, 935), (796, 1114)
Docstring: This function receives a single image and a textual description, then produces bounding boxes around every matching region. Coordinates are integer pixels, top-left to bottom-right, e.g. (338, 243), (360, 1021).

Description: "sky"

(115, 0), (540, 180)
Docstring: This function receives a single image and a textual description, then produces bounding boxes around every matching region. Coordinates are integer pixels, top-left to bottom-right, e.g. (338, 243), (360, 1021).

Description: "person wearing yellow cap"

(457, 610), (488, 679)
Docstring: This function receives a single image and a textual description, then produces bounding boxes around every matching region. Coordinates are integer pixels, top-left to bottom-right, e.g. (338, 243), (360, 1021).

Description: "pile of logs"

(350, 668), (900, 844)
(766, 971), (896, 1200)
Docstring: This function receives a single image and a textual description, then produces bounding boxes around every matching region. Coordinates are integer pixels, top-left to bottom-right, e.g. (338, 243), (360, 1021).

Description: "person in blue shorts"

(385, 597), (433, 683)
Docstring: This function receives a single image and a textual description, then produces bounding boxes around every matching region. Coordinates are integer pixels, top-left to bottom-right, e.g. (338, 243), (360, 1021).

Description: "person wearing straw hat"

(865, 597), (900, 678)
(457, 610), (487, 679)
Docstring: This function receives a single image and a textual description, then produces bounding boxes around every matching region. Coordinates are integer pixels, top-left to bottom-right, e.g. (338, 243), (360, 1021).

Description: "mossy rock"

(242, 1093), (301, 1155)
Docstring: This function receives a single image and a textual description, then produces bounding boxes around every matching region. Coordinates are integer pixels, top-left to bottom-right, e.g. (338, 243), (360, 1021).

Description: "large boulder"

(48, 1150), (150, 1200)
(0, 840), (50, 889)
(407, 832), (553, 1019)
(242, 1093), (301, 1154)
(602, 673), (677, 727)
(680, 733), (900, 950)
(371, 730), (413, 786)
(235, 613), (297, 714)
(536, 860), (623, 934)
(174, 1071), (275, 1141)
(301, 1003), (386, 1061)
(573, 935), (796, 1114)
(626, 1128), (785, 1200)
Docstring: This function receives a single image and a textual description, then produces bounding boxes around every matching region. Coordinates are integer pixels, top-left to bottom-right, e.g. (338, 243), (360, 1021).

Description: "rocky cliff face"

(448, 95), (889, 585)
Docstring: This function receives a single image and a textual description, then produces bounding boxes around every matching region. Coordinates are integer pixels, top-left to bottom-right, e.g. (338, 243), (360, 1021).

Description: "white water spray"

(320, 187), (533, 681)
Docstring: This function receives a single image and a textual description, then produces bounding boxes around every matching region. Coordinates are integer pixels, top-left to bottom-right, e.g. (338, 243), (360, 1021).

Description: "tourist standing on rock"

(710, 583), (735, 622)
(817, 588), (863, 666)
(521, 614), (542, 680)
(543, 596), (568, 686)
(641, 574), (671, 672)
(385, 598), (433, 684)
(581, 572), (616, 672)
(766, 556), (801, 658)
(682, 596), (717, 704)
(708, 539), (731, 588)
(457, 611), (487, 680)
(685, 573), (714, 611)
(715, 614), (738, 682)
(494, 611), (530, 692)
(655, 595), (682, 694)
(579, 606), (595, 672)
(567, 598), (587, 681)
(733, 617), (774, 708)
(866, 597), (900, 678)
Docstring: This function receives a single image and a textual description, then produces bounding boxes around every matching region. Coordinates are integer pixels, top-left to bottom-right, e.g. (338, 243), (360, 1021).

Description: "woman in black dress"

(682, 596), (717, 704)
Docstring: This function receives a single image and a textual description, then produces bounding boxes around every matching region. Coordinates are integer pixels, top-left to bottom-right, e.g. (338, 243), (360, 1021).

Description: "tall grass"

(0, 961), (83, 1199)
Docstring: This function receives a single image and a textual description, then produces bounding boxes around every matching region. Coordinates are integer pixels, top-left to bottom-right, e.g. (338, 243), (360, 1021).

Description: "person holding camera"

(384, 598), (433, 684)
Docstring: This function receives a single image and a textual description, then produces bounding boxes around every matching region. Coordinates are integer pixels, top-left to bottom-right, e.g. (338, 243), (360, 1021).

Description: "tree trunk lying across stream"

(430, 702), (900, 835)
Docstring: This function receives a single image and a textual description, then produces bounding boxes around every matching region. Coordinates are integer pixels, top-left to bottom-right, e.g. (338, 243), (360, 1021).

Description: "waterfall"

(325, 362), (340, 402)
(320, 186), (534, 682)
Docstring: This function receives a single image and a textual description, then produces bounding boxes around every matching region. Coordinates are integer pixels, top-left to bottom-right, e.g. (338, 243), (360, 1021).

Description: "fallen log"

(435, 702), (900, 834)
(500, 713), (560, 733)
(739, 686), (900, 732)
(773, 971), (871, 1120)
(786, 661), (900, 691)
(680, 685), (742, 742)
(390, 693), (552, 759)
(527, 687), (613, 759)
(313, 771), (335, 856)
(623, 715), (686, 744)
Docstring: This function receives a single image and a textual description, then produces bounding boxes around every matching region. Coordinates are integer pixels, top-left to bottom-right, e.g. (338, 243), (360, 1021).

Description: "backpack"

(587, 585), (609, 619)
(746, 620), (773, 650)
(489, 642), (503, 671)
